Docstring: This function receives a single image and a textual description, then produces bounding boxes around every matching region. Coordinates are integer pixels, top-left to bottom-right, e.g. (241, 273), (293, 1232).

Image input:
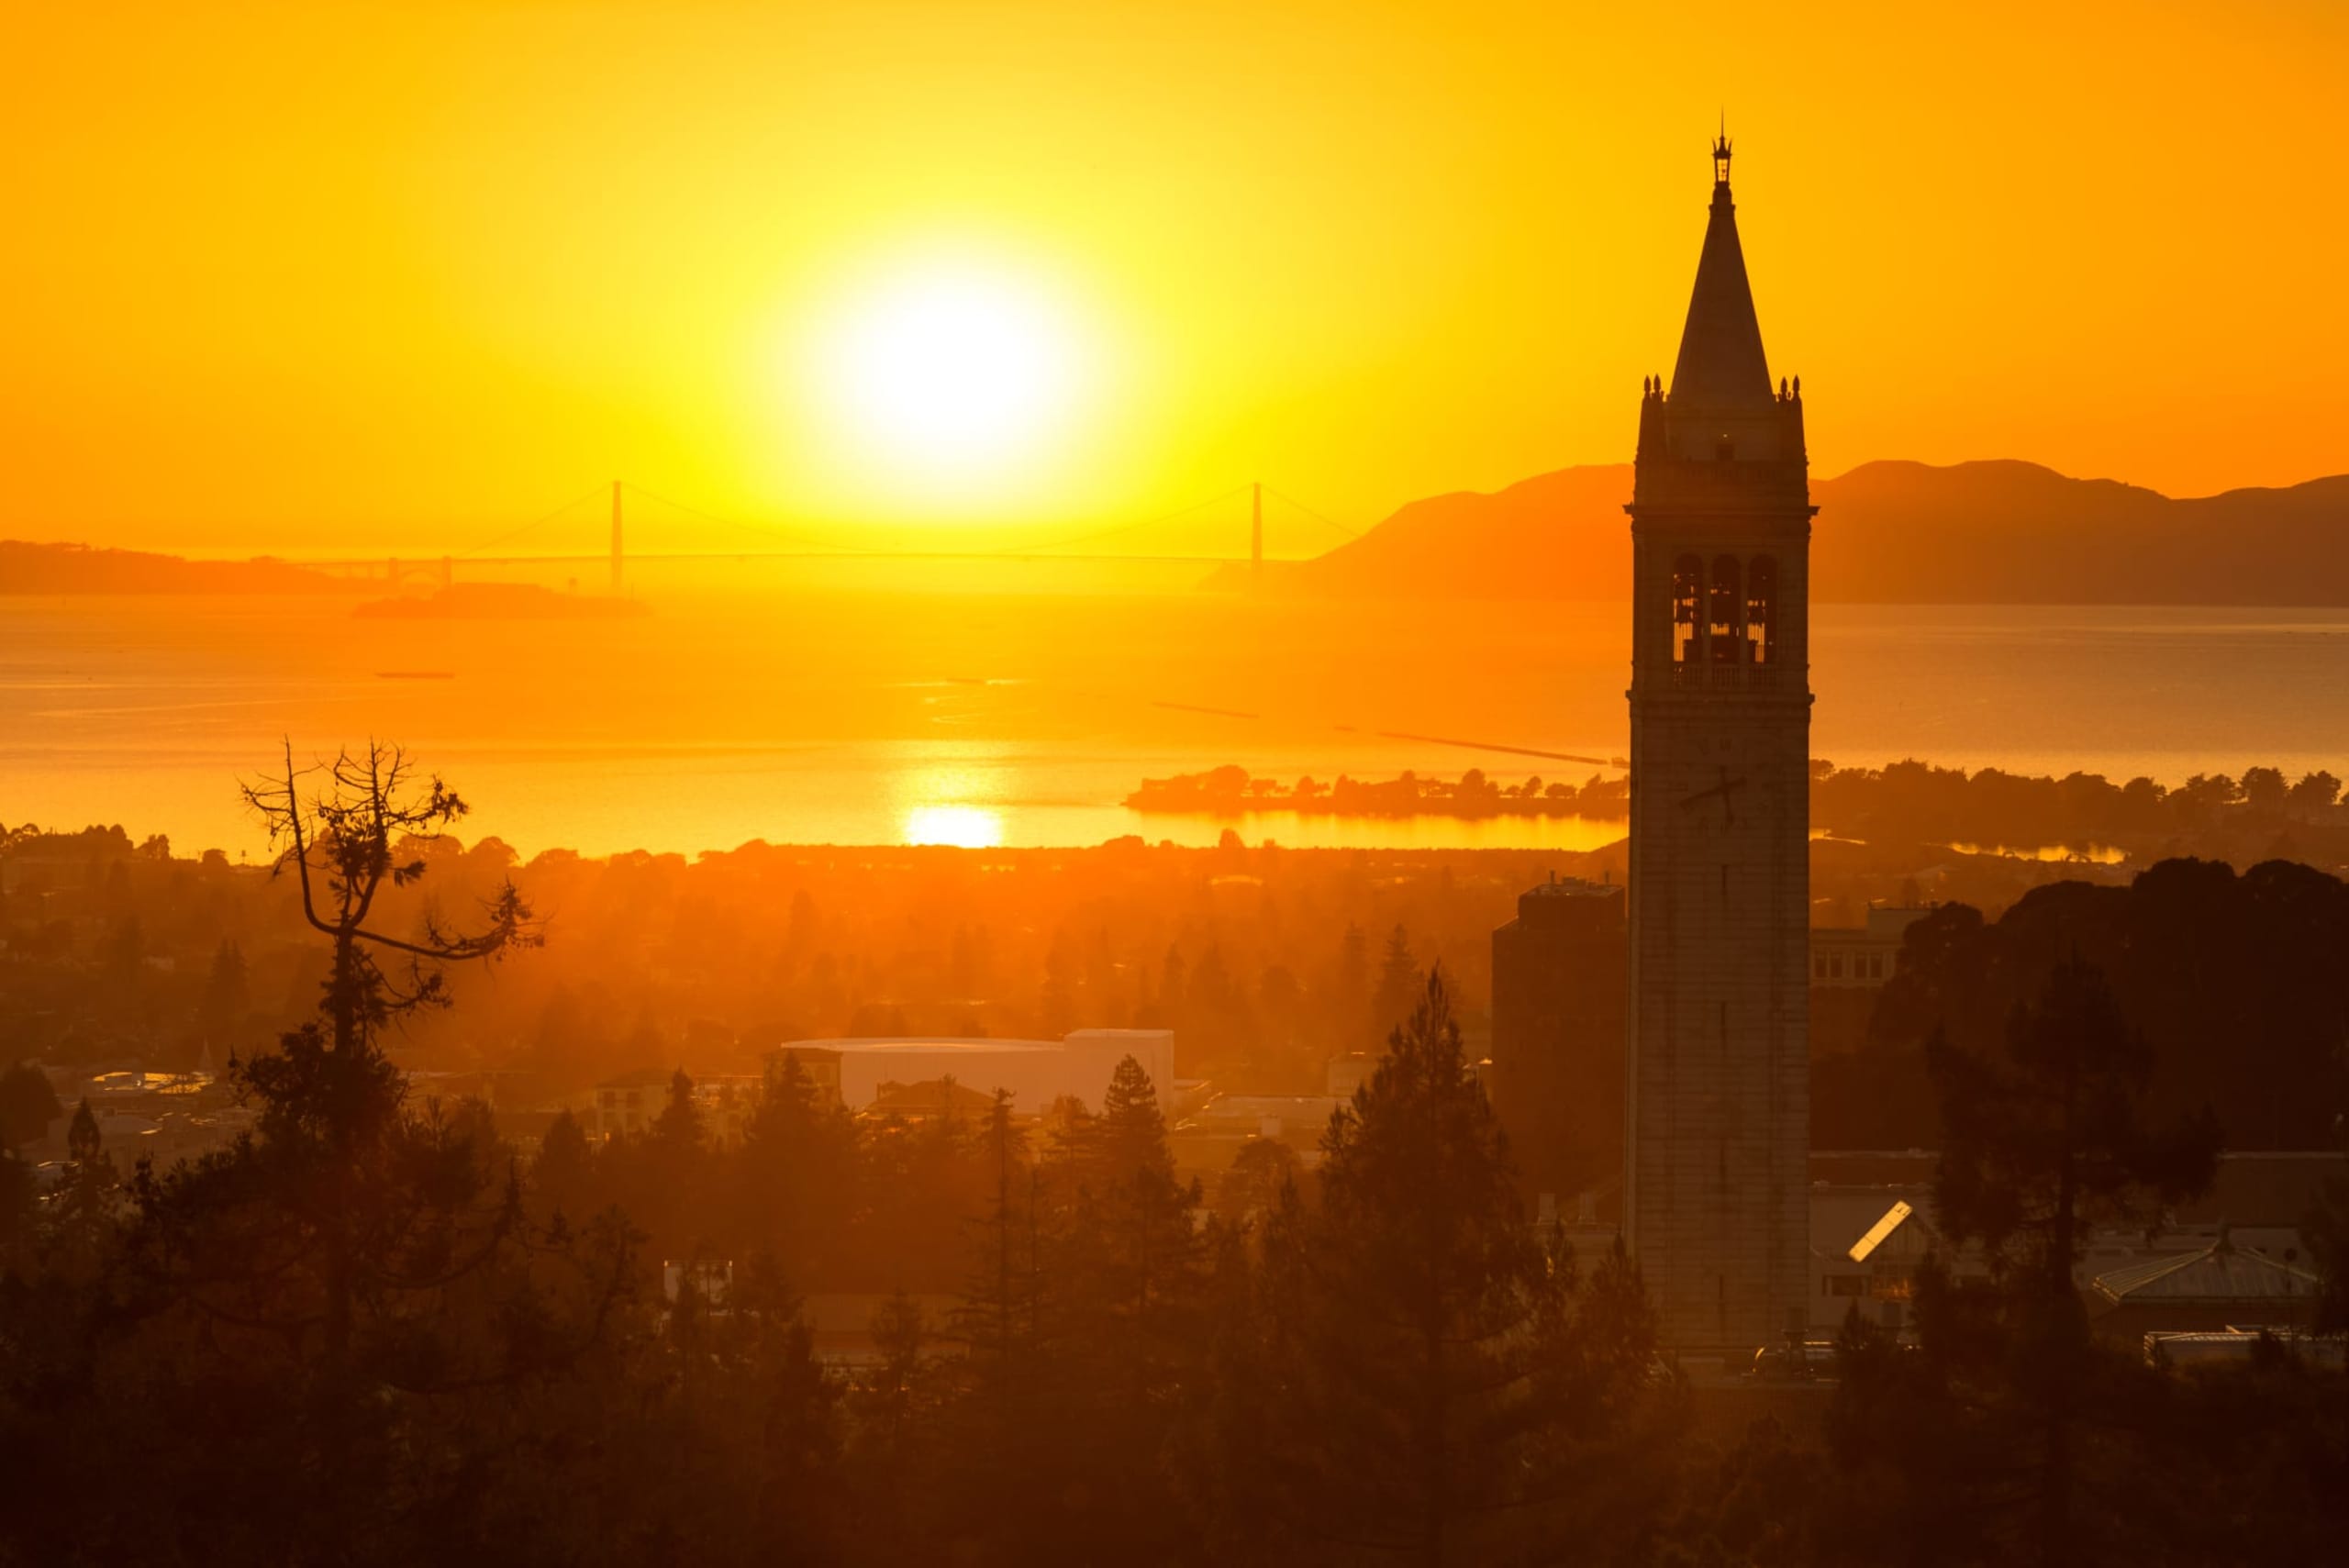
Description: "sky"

(6, 1), (2344, 555)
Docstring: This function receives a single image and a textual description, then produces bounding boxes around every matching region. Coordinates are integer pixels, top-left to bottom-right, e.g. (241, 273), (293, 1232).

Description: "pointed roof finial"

(1713, 116), (1732, 186)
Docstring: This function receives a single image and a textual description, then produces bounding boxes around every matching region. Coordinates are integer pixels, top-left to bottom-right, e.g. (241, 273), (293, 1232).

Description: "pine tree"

(532, 1107), (596, 1212)
(195, 937), (250, 1045)
(1372, 923), (1417, 1044)
(51, 1099), (120, 1272)
(738, 1050), (856, 1279)
(651, 1067), (702, 1151)
(1235, 969), (1660, 1565)
(1076, 1056), (1205, 1384)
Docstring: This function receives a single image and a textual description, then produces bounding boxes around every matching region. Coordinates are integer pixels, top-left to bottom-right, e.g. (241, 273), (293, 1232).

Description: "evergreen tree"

(195, 937), (250, 1045)
(737, 1049), (856, 1280)
(651, 1066), (702, 1151)
(1226, 970), (1661, 1565)
(51, 1099), (119, 1273)
(1371, 923), (1416, 1043)
(1063, 1055), (1206, 1402)
(533, 1106), (596, 1212)
(0, 747), (636, 1562)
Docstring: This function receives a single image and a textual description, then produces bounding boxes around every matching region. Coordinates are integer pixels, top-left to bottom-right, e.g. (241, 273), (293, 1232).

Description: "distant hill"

(1235, 461), (2349, 604)
(0, 540), (340, 595)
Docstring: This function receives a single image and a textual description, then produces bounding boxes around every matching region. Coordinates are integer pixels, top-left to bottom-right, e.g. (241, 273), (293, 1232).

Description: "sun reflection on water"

(904, 804), (1004, 848)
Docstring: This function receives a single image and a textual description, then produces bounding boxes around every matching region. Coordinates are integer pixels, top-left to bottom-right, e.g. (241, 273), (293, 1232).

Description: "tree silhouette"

(1837, 957), (2221, 1568)
(46, 746), (639, 1559)
(240, 740), (537, 1054)
(1231, 969), (1661, 1565)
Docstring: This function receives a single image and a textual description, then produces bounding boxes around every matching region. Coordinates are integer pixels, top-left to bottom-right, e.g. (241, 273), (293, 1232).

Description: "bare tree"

(242, 739), (538, 1051)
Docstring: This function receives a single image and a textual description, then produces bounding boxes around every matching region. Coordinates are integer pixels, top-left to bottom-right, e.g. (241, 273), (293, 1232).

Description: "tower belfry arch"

(1622, 131), (1815, 1353)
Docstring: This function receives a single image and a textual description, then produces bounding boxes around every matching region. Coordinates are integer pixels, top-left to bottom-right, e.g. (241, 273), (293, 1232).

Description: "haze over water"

(12, 573), (2348, 859)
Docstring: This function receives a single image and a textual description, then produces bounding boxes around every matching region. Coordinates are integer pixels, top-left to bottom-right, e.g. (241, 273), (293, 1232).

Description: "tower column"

(1623, 132), (1814, 1356)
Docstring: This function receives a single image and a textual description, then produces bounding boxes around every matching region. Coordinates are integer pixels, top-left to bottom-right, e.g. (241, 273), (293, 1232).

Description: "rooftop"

(2092, 1238), (2320, 1307)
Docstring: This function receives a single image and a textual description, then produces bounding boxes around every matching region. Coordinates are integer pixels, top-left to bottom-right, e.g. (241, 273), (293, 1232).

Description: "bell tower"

(1623, 132), (1813, 1352)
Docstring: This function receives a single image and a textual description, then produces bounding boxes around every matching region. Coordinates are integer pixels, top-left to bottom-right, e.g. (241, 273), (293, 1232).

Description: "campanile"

(1624, 133), (1812, 1351)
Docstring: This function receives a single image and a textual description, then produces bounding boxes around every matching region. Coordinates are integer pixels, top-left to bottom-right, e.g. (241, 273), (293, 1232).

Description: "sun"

(809, 257), (1085, 487)
(904, 804), (1003, 849)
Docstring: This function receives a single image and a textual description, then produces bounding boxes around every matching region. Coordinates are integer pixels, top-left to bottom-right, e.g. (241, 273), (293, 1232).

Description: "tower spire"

(1670, 130), (1771, 407)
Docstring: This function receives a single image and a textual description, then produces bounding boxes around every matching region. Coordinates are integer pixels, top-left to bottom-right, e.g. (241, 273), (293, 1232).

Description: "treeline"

(1129, 758), (2349, 862)
(1812, 757), (2349, 855)
(1128, 764), (1631, 818)
(0, 816), (1564, 1098)
(1820, 857), (2349, 1150)
(6, 924), (2343, 1562)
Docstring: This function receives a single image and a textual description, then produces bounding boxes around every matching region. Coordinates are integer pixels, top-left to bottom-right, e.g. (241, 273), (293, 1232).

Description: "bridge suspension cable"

(452, 484), (611, 559)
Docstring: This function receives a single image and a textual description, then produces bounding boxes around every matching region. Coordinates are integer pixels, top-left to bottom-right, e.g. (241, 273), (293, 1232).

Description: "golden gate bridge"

(302, 480), (1360, 591)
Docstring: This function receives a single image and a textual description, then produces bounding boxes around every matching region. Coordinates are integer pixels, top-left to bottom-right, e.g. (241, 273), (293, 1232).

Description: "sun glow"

(804, 255), (1089, 499)
(904, 804), (1004, 849)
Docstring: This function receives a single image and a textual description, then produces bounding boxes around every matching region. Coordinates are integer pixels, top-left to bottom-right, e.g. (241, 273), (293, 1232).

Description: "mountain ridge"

(1232, 460), (2349, 605)
(0, 540), (342, 595)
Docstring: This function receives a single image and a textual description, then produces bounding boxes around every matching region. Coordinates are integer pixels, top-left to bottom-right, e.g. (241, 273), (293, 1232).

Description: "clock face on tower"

(1677, 765), (1748, 825)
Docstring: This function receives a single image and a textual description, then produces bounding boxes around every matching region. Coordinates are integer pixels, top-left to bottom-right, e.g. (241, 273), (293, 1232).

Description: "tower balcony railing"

(1664, 659), (1786, 692)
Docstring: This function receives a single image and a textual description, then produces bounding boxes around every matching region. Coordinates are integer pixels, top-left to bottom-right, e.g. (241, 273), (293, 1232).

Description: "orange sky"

(7, 1), (2343, 554)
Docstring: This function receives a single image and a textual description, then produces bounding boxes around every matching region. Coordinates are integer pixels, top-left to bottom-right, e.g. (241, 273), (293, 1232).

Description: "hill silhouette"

(1238, 460), (2349, 604)
(1, 540), (341, 595)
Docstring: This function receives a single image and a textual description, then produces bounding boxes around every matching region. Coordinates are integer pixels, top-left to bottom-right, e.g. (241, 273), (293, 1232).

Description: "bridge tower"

(1252, 481), (1263, 576)
(610, 481), (623, 595)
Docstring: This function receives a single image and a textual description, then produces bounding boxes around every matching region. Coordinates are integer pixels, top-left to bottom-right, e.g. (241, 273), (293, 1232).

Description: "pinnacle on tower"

(1669, 132), (1774, 409)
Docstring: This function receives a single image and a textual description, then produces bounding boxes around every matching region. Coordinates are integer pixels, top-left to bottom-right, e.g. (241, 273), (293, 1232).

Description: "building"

(770, 1028), (1174, 1117)
(2088, 1234), (2323, 1344)
(1489, 874), (1626, 1215)
(1807, 1195), (1959, 1335)
(1809, 905), (1932, 1053)
(766, 1045), (845, 1107)
(1625, 132), (1815, 1352)
(587, 1068), (762, 1143)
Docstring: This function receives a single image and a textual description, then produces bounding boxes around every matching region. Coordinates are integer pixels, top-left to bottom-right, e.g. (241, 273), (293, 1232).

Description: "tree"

(844, 1289), (943, 1558)
(194, 937), (251, 1047)
(651, 1066), (702, 1151)
(33, 747), (637, 1561)
(2239, 764), (2288, 816)
(51, 1099), (120, 1272)
(241, 740), (537, 1054)
(1371, 924), (1416, 1042)
(1063, 1055), (1205, 1391)
(736, 1050), (856, 1281)
(2287, 768), (2343, 815)
(1227, 970), (1663, 1565)
(0, 1062), (61, 1152)
(1838, 958), (2221, 1568)
(1214, 1137), (1299, 1226)
(1931, 957), (2219, 1296)
(533, 1107), (596, 1213)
